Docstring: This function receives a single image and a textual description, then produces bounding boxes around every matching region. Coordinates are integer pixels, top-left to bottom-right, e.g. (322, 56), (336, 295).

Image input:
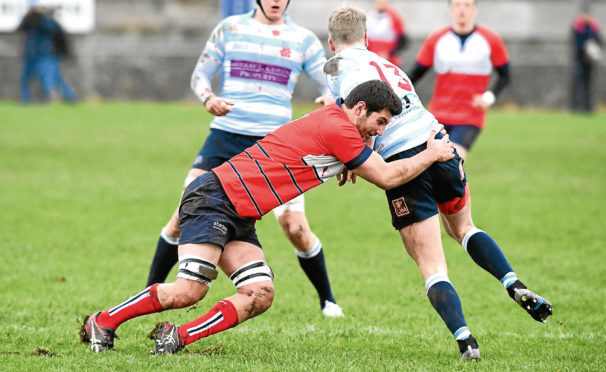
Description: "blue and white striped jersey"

(324, 46), (441, 159)
(192, 10), (329, 137)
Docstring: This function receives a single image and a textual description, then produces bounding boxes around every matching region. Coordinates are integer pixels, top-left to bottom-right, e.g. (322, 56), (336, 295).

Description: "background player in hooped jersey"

(145, 0), (345, 317)
(366, 0), (408, 67)
(80, 80), (457, 354)
(324, 6), (551, 361)
(408, 0), (511, 160)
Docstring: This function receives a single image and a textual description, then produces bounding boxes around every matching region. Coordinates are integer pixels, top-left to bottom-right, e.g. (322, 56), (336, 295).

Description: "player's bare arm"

(337, 135), (374, 186)
(354, 130), (454, 190)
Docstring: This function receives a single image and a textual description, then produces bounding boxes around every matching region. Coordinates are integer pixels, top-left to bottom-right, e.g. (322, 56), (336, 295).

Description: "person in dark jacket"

(19, 7), (75, 103)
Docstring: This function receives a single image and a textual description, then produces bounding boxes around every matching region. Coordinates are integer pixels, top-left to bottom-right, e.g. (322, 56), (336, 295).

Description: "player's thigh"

(218, 240), (268, 277)
(399, 214), (447, 280)
(385, 170), (438, 230)
(441, 197), (475, 243)
(432, 153), (468, 212)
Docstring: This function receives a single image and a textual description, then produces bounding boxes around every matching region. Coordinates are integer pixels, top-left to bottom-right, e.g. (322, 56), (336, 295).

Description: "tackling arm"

(353, 131), (454, 190)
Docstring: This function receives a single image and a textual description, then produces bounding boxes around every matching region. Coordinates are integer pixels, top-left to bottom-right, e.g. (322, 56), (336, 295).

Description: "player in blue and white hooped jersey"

(145, 0), (344, 318)
(324, 6), (552, 360)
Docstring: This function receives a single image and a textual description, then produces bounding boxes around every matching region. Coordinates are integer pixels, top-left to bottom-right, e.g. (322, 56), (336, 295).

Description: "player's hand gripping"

(205, 96), (234, 116)
(427, 127), (456, 162)
(314, 93), (335, 106)
(337, 168), (357, 186)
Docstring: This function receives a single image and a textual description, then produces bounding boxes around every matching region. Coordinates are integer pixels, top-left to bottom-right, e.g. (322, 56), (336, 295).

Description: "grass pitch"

(0, 101), (605, 371)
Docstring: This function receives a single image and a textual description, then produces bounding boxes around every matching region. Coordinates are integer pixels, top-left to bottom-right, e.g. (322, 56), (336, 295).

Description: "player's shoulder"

(385, 6), (404, 20)
(324, 49), (364, 77)
(220, 12), (253, 28)
(312, 103), (349, 126)
(475, 24), (504, 42)
(426, 25), (452, 41)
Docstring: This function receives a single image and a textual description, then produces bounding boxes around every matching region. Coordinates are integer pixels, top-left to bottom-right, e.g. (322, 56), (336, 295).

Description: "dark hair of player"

(344, 80), (402, 117)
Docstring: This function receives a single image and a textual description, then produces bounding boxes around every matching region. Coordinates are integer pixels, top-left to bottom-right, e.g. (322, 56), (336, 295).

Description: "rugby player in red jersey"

(80, 80), (455, 354)
(409, 0), (510, 159)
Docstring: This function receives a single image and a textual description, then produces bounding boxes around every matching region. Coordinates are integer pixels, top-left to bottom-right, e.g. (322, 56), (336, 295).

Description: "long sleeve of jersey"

(490, 64), (510, 97)
(407, 63), (430, 84)
(191, 23), (225, 102)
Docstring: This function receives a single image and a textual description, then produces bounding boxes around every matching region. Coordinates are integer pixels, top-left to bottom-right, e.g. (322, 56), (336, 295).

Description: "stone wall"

(0, 0), (604, 107)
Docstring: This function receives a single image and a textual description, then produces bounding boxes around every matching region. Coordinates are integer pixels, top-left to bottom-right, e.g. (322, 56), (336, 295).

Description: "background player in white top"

(324, 6), (551, 360)
(145, 0), (344, 317)
(408, 0), (510, 160)
(366, 0), (408, 68)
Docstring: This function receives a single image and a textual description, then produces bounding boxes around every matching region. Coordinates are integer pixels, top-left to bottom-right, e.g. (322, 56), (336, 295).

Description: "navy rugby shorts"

(443, 124), (481, 151)
(179, 172), (262, 250)
(193, 128), (264, 170)
(385, 134), (469, 230)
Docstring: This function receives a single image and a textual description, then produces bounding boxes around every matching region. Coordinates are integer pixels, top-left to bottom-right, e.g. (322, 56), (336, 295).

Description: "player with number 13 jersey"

(324, 46), (441, 159)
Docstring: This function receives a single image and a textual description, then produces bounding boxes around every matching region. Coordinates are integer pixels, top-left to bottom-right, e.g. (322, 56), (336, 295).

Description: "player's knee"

(162, 223), (180, 243)
(162, 280), (209, 309)
(171, 289), (205, 308)
(285, 223), (305, 242)
(230, 260), (275, 318)
(167, 255), (218, 308)
(240, 283), (275, 318)
(280, 216), (305, 241)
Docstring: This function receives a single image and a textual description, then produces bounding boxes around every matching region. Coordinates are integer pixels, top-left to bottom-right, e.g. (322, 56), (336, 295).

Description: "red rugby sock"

(178, 300), (239, 345)
(96, 283), (164, 329)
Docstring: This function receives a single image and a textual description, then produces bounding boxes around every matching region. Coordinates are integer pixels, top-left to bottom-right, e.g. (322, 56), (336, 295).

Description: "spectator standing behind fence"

(571, 7), (602, 113)
(366, 0), (408, 68)
(18, 6), (75, 103)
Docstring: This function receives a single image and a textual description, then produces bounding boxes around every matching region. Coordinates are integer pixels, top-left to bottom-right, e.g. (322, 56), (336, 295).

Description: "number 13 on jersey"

(369, 61), (412, 93)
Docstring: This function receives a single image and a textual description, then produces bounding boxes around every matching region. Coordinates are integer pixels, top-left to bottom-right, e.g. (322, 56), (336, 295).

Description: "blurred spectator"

(366, 0), (408, 67)
(18, 6), (75, 103)
(222, 0), (253, 19)
(571, 7), (602, 113)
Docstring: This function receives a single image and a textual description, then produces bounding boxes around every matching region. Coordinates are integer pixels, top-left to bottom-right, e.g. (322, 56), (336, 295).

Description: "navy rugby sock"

(146, 232), (179, 286)
(296, 239), (336, 307)
(463, 228), (514, 282)
(426, 274), (470, 340)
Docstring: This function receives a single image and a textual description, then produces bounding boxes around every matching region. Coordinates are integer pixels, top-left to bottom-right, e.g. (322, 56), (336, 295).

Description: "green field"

(1, 101), (605, 371)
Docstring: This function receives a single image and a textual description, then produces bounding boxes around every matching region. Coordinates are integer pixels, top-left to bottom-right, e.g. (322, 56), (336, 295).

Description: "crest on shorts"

(392, 197), (410, 217)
